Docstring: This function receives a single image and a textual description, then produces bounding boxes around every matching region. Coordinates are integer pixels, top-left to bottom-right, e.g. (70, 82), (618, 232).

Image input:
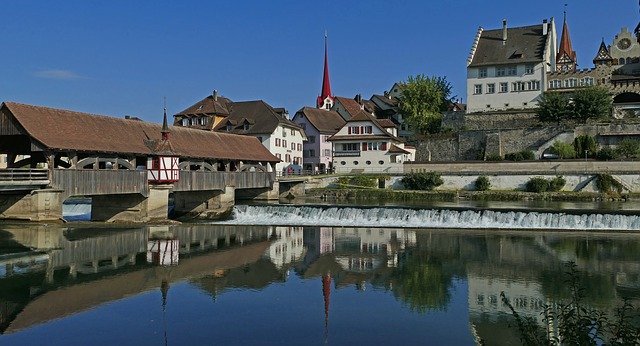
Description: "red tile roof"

(2, 102), (279, 162)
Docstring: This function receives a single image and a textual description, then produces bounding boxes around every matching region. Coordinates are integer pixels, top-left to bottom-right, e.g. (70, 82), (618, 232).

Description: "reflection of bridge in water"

(0, 224), (275, 334)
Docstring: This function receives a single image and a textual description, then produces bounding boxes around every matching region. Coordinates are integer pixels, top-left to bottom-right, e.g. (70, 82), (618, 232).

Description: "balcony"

(333, 150), (361, 157)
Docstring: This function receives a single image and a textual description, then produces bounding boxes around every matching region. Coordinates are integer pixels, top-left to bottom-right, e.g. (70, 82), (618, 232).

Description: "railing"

(51, 169), (148, 198)
(173, 171), (227, 191)
(0, 169), (49, 182)
(334, 150), (361, 157)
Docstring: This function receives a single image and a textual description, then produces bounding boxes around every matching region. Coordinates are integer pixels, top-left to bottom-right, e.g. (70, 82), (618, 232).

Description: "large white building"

(466, 19), (558, 113)
(328, 111), (414, 174)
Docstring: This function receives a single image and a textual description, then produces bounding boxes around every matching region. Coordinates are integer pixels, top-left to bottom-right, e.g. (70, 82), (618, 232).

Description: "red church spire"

(322, 273), (332, 341)
(556, 7), (577, 72)
(317, 33), (334, 109)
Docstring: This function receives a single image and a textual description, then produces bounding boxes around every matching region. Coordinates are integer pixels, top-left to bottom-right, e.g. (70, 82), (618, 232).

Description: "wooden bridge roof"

(1, 102), (279, 162)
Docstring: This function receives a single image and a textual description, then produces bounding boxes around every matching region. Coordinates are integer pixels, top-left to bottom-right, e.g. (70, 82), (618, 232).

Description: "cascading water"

(216, 205), (640, 231)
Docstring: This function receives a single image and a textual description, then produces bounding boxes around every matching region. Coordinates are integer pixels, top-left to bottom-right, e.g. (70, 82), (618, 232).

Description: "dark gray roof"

(469, 24), (547, 67)
(214, 100), (302, 135)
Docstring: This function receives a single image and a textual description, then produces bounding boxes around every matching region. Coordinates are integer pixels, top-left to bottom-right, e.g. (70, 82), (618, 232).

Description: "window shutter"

(362, 142), (367, 151)
(348, 127), (352, 134)
(381, 142), (387, 150)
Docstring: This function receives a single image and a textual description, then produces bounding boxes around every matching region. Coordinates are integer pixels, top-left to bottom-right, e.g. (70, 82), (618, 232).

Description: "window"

(282, 129), (287, 137)
(340, 161), (346, 165)
(323, 149), (331, 156)
(309, 149), (315, 157)
(496, 67), (506, 76)
(291, 143), (295, 150)
(366, 161), (371, 165)
(243, 122), (250, 130)
(507, 66), (517, 76)
(199, 117), (207, 126)
(549, 80), (561, 89)
(580, 77), (594, 86)
(297, 143), (302, 151)
(564, 78), (577, 88)
(367, 142), (380, 151)
(525, 64), (534, 74)
(504, 103), (510, 108)
(378, 160), (384, 165)
(499, 82), (508, 93)
(487, 83), (495, 94)
(526, 80), (540, 90)
(353, 161), (359, 165)
(285, 154), (291, 163)
(348, 126), (361, 134)
(308, 136), (316, 143)
(291, 128), (295, 135)
(276, 153), (281, 159)
(341, 143), (358, 151)
(283, 140), (287, 147)
(226, 123), (233, 131)
(474, 84), (483, 94)
(303, 150), (309, 158)
(479, 68), (487, 78)
(511, 82), (524, 92)
(365, 126), (373, 134)
(181, 118), (188, 126)
(275, 138), (281, 146)
(486, 104), (491, 108)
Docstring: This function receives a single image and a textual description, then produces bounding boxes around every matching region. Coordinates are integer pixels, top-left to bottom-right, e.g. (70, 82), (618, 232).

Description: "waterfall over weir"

(217, 205), (640, 231)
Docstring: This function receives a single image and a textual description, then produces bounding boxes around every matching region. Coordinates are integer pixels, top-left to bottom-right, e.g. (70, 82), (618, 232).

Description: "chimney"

(502, 19), (508, 43)
(213, 90), (218, 101)
(542, 19), (548, 35)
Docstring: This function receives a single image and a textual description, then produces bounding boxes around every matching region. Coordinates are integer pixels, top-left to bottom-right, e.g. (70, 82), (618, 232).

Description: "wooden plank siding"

(172, 171), (227, 192)
(0, 169), (49, 181)
(231, 171), (275, 189)
(51, 169), (148, 198)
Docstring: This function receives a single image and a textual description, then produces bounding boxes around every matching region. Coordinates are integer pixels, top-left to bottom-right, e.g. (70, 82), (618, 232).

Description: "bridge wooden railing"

(51, 169), (148, 198)
(230, 171), (275, 189)
(0, 169), (49, 182)
(173, 171), (227, 191)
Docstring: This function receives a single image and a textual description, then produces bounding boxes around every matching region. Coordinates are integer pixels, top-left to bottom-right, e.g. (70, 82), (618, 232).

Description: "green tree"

(573, 135), (598, 158)
(536, 91), (571, 124)
(392, 252), (453, 312)
(398, 74), (452, 134)
(552, 141), (576, 159)
(615, 138), (640, 159)
(571, 86), (612, 123)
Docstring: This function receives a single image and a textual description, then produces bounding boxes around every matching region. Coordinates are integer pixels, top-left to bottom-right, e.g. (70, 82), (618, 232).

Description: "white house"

(466, 18), (557, 113)
(328, 110), (414, 174)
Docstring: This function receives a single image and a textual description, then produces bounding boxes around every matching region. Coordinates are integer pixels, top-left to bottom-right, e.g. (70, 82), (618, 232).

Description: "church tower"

(317, 33), (334, 110)
(593, 39), (614, 66)
(556, 9), (577, 72)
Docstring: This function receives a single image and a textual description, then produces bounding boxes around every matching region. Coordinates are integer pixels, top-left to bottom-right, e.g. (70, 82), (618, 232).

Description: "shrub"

(552, 141), (576, 159)
(573, 135), (598, 158)
(616, 139), (640, 159)
(401, 172), (444, 191)
(525, 177), (550, 193)
(475, 176), (491, 191)
(505, 150), (535, 161)
(336, 175), (377, 188)
(548, 176), (566, 192)
(596, 174), (624, 194)
(485, 154), (503, 161)
(596, 147), (619, 161)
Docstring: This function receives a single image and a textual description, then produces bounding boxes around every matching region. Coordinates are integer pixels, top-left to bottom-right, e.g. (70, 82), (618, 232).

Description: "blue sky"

(1, 1), (638, 123)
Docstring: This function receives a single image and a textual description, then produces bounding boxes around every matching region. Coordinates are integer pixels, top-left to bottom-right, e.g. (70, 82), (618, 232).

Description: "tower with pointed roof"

(556, 8), (577, 72)
(317, 33), (334, 110)
(593, 39), (614, 66)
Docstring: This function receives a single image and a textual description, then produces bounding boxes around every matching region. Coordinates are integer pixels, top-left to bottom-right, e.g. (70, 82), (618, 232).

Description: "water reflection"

(0, 223), (639, 344)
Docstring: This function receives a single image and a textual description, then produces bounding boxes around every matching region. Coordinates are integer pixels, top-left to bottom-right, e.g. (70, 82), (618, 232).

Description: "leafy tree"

(572, 86), (612, 123)
(537, 91), (571, 124)
(573, 135), (598, 158)
(615, 139), (640, 159)
(552, 141), (576, 159)
(401, 172), (443, 190)
(398, 75), (452, 134)
(475, 176), (491, 191)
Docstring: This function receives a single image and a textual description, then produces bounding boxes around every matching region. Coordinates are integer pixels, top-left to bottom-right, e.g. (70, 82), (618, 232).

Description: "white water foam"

(215, 205), (640, 231)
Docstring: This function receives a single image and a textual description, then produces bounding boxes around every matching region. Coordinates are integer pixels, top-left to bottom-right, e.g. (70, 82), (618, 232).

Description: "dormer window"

(181, 118), (188, 126)
(226, 123), (233, 132)
(243, 122), (250, 131)
(199, 117), (207, 126)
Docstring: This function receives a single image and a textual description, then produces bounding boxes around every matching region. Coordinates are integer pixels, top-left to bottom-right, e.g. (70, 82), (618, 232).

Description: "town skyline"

(1, 0), (637, 122)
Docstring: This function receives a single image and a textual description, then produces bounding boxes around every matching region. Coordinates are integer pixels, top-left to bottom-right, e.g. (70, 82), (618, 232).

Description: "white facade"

(259, 125), (305, 174)
(265, 226), (305, 269)
(330, 118), (415, 174)
(466, 19), (557, 113)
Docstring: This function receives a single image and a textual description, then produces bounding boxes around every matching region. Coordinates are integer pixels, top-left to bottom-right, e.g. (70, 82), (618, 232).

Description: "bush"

(401, 172), (444, 191)
(525, 177), (550, 193)
(336, 175), (377, 188)
(596, 174), (624, 194)
(573, 135), (598, 158)
(475, 176), (491, 191)
(548, 176), (566, 192)
(596, 147), (619, 161)
(505, 150), (535, 161)
(616, 139), (640, 159)
(485, 154), (503, 161)
(552, 141), (576, 159)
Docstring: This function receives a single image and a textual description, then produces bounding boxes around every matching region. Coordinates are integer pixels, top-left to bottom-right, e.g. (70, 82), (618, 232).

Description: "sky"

(1, 1), (638, 123)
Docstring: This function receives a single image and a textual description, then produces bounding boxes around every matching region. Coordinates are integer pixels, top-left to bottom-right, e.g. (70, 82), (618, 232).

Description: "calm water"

(1, 211), (640, 345)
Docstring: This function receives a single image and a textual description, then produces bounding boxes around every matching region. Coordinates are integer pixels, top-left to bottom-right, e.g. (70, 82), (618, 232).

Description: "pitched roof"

(371, 94), (399, 108)
(294, 107), (345, 134)
(593, 39), (613, 64)
(214, 100), (302, 135)
(468, 24), (547, 67)
(175, 94), (231, 117)
(388, 144), (411, 154)
(556, 17), (576, 63)
(375, 118), (396, 128)
(333, 96), (364, 118)
(2, 102), (279, 162)
(328, 110), (403, 142)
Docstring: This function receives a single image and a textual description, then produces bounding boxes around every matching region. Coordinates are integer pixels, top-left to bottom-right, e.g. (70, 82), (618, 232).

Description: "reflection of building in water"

(147, 226), (179, 266)
(265, 226), (305, 269)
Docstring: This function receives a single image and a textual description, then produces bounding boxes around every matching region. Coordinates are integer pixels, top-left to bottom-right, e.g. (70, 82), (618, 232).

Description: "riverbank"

(307, 187), (640, 203)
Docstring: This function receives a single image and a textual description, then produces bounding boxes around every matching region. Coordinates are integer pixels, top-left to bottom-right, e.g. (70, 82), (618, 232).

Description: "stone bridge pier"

(172, 186), (235, 220)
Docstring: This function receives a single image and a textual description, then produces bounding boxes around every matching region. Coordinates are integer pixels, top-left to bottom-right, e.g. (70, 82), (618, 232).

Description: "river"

(1, 203), (639, 345)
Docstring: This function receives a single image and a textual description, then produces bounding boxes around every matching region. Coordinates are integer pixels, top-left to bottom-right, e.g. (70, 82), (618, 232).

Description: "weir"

(218, 205), (640, 231)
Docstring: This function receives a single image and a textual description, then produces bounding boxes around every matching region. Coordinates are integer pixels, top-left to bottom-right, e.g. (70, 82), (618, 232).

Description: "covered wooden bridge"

(0, 102), (281, 221)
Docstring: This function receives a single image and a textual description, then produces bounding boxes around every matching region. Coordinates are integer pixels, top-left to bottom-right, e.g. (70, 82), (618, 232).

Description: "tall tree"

(398, 75), (452, 134)
(536, 91), (571, 124)
(571, 86), (612, 123)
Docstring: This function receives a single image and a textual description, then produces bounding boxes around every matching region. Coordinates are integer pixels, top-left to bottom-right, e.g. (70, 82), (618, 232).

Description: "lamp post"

(585, 150), (589, 161)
